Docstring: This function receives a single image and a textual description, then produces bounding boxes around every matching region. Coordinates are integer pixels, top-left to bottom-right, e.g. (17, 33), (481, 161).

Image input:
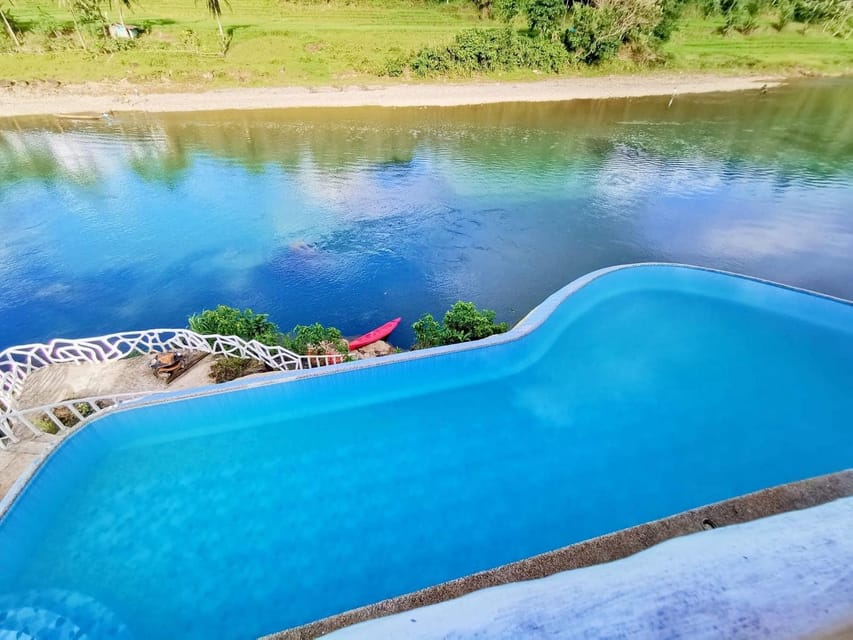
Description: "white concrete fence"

(0, 328), (346, 448)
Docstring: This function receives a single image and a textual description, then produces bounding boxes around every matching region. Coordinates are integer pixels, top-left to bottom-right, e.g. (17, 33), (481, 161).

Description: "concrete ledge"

(265, 469), (853, 640)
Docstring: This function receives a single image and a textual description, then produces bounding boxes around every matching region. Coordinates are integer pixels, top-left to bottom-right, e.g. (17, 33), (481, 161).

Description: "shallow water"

(0, 78), (851, 349)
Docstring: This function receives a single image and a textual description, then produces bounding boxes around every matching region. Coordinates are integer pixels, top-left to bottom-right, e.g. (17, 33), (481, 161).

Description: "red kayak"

(348, 317), (402, 351)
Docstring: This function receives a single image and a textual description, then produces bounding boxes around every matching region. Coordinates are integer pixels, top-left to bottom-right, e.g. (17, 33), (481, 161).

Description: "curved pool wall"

(1, 264), (852, 640)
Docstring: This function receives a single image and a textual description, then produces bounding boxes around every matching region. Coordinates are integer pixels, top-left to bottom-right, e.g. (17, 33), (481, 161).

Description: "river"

(1, 77), (851, 349)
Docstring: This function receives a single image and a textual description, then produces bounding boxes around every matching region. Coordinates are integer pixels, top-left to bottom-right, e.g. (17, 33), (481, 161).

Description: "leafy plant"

(443, 301), (509, 343)
(188, 305), (281, 345)
(563, 5), (623, 63)
(399, 27), (569, 77)
(413, 301), (508, 349)
(209, 356), (266, 383)
(563, 0), (664, 64)
(34, 415), (59, 434)
(282, 323), (348, 356)
(74, 402), (95, 417)
(654, 0), (686, 40)
(526, 0), (564, 39)
(412, 313), (444, 349)
(494, 0), (529, 22)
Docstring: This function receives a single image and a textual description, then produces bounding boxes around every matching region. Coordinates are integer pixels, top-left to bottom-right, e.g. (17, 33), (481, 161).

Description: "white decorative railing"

(9, 392), (152, 440)
(0, 328), (349, 448)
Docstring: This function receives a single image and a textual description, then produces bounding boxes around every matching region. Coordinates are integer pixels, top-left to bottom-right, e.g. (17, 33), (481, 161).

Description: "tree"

(0, 2), (20, 48)
(204, 0), (226, 40)
(188, 305), (282, 345)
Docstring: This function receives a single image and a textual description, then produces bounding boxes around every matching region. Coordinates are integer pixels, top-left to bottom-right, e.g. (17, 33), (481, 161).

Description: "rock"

(353, 340), (398, 359)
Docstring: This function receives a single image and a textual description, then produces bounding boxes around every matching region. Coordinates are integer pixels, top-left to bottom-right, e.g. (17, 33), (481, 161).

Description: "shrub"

(412, 314), (444, 349)
(526, 0), (565, 38)
(34, 415), (59, 435)
(494, 0), (529, 22)
(282, 323), (348, 356)
(654, 0), (686, 40)
(443, 301), (509, 343)
(563, 5), (623, 64)
(209, 357), (267, 383)
(564, 0), (663, 64)
(413, 301), (508, 349)
(400, 27), (569, 77)
(188, 305), (281, 345)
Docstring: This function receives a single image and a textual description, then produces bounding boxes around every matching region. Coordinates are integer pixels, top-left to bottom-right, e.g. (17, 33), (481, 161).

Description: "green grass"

(0, 1), (850, 87)
(662, 8), (853, 74)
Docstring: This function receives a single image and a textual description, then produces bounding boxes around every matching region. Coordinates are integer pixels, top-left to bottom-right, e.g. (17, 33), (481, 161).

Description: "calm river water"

(1, 78), (851, 349)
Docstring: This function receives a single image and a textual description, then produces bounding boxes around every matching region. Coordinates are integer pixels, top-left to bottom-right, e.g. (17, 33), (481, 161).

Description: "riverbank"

(0, 73), (779, 117)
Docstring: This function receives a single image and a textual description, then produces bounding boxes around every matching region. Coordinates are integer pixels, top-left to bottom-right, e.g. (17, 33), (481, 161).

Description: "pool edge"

(263, 468), (853, 640)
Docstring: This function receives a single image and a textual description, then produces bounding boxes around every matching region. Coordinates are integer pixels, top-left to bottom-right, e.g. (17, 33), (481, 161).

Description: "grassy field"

(663, 7), (853, 74)
(0, 0), (850, 87)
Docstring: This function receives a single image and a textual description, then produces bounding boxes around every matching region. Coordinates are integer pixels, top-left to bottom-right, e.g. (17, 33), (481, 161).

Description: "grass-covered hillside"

(0, 0), (850, 86)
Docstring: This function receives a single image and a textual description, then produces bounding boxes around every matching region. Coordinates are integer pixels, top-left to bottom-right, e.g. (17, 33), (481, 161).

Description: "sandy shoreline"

(0, 74), (780, 117)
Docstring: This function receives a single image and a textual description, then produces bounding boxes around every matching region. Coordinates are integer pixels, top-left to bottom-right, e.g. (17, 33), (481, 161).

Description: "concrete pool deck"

(266, 469), (853, 640)
(317, 493), (853, 640)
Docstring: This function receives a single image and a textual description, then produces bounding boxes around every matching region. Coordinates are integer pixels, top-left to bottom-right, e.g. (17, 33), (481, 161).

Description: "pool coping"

(2, 262), (851, 521)
(263, 468), (853, 640)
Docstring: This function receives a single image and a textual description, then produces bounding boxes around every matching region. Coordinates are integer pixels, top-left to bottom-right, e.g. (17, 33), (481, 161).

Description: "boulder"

(353, 340), (398, 359)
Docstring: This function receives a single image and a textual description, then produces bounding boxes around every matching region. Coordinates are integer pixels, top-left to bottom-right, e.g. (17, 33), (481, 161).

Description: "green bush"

(654, 0), (686, 40)
(401, 27), (569, 77)
(412, 314), (444, 349)
(188, 305), (281, 345)
(413, 301), (508, 349)
(526, 0), (565, 38)
(282, 323), (348, 356)
(209, 356), (267, 383)
(494, 0), (529, 22)
(563, 5), (623, 64)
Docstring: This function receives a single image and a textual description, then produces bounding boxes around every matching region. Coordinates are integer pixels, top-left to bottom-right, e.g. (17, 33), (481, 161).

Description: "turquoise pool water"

(1, 265), (852, 639)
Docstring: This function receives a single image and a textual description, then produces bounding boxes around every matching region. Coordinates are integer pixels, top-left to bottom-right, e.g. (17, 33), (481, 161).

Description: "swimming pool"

(1, 264), (851, 639)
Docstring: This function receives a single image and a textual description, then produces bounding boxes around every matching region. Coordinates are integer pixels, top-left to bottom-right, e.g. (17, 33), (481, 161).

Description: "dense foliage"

(387, 0), (850, 75)
(209, 356), (266, 383)
(392, 0), (688, 75)
(387, 27), (569, 76)
(188, 305), (281, 345)
(281, 323), (349, 356)
(413, 301), (508, 349)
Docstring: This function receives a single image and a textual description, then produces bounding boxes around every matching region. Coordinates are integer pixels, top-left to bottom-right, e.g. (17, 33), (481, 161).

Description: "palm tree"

(0, 2), (21, 48)
(205, 0), (226, 39)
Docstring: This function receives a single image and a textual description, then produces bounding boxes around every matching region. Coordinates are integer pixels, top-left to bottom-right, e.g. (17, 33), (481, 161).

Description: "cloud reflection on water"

(0, 79), (851, 348)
